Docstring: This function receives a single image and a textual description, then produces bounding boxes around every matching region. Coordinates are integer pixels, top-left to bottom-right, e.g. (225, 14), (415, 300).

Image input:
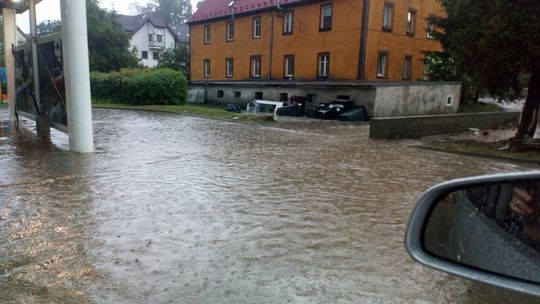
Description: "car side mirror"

(405, 172), (540, 297)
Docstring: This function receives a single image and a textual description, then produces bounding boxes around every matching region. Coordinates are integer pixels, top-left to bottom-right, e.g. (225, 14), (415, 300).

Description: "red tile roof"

(189, 0), (306, 23)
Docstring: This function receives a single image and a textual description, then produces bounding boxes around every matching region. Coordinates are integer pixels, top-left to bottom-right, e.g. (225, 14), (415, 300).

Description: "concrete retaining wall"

(373, 83), (461, 117)
(189, 81), (461, 118)
(369, 112), (521, 139)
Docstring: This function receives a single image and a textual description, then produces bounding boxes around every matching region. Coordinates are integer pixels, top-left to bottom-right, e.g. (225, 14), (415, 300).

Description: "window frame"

(204, 24), (211, 44)
(283, 11), (294, 35)
(226, 58), (234, 78)
(226, 21), (234, 42)
(283, 54), (295, 78)
(153, 51), (159, 60)
(403, 55), (413, 80)
(253, 16), (262, 39)
(142, 51), (148, 59)
(204, 59), (211, 78)
(319, 4), (333, 32)
(250, 55), (262, 78)
(377, 51), (389, 79)
(382, 2), (394, 32)
(406, 8), (416, 36)
(148, 34), (153, 42)
(317, 52), (330, 79)
(427, 14), (436, 39)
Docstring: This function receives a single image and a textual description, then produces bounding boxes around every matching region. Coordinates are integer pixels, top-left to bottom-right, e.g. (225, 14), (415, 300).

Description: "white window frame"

(320, 4), (332, 31)
(382, 2), (394, 31)
(284, 55), (294, 78)
(253, 17), (261, 38)
(318, 53), (330, 78)
(226, 22), (234, 41)
(204, 24), (211, 43)
(406, 9), (416, 35)
(427, 15), (436, 39)
(377, 52), (388, 78)
(403, 56), (413, 80)
(226, 58), (234, 78)
(204, 59), (211, 78)
(251, 56), (261, 78)
(283, 11), (293, 34)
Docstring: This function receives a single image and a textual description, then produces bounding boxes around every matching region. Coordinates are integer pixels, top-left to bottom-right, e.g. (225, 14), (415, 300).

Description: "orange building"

(188, 0), (444, 82)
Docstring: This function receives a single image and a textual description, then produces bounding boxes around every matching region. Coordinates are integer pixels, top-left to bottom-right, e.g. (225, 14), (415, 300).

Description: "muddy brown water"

(1, 108), (539, 303)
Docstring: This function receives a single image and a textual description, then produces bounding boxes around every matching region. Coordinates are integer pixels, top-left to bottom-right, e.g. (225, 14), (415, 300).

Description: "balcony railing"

(149, 41), (165, 49)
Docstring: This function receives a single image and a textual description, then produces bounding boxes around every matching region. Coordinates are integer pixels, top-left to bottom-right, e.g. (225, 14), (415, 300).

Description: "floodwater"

(1, 107), (539, 303)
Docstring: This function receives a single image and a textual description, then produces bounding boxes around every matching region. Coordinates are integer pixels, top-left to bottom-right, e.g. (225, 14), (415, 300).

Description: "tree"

(86, 0), (139, 72)
(431, 0), (540, 140)
(37, 20), (61, 37)
(157, 46), (190, 78)
(133, 0), (192, 25)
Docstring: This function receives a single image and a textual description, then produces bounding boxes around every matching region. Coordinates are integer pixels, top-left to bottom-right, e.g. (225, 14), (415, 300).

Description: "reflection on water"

(1, 108), (539, 303)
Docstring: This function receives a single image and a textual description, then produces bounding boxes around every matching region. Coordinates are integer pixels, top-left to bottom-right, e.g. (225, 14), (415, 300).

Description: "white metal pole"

(3, 8), (17, 123)
(60, 0), (94, 153)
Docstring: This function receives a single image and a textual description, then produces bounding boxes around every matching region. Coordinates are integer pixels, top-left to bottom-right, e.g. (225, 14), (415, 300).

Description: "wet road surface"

(1, 108), (539, 303)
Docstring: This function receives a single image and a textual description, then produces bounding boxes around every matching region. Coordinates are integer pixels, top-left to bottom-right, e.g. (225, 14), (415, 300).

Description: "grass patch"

(458, 102), (504, 113)
(92, 102), (274, 123)
(427, 140), (540, 162)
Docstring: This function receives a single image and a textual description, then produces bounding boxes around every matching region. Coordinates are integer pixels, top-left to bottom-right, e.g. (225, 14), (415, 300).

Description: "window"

(226, 58), (234, 78)
(250, 55), (261, 78)
(382, 2), (394, 31)
(226, 22), (234, 41)
(283, 11), (293, 34)
(148, 34), (153, 42)
(403, 56), (413, 80)
(279, 93), (288, 101)
(446, 95), (454, 107)
(204, 24), (211, 43)
(217, 90), (224, 98)
(253, 17), (261, 38)
(423, 62), (430, 80)
(234, 91), (241, 98)
(318, 53), (330, 78)
(406, 9), (416, 35)
(204, 59), (211, 78)
(284, 55), (294, 78)
(156, 34), (163, 43)
(142, 51), (148, 59)
(153, 52), (159, 60)
(254, 92), (263, 99)
(319, 4), (332, 31)
(377, 51), (388, 78)
(427, 16), (435, 39)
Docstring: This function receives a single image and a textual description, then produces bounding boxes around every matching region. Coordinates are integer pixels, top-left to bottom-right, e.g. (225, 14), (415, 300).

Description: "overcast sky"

(17, 0), (201, 32)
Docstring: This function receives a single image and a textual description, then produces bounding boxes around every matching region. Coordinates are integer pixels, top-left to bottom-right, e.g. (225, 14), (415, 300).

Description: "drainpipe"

(268, 13), (274, 80)
(357, 0), (370, 80)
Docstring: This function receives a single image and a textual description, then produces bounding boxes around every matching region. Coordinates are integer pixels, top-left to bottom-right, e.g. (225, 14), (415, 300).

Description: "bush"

(90, 68), (187, 105)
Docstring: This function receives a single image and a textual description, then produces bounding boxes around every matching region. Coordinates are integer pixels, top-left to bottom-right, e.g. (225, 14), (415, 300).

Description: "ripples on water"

(1, 108), (539, 303)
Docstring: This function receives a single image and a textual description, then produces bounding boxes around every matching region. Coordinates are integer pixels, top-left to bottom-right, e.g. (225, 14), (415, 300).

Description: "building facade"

(118, 12), (189, 67)
(188, 0), (443, 82)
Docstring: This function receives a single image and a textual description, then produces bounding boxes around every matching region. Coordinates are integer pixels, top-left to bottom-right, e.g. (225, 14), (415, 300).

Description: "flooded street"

(1, 108), (539, 303)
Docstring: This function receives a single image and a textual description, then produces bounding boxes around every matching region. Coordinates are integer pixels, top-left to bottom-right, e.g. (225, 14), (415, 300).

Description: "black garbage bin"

(339, 106), (368, 122)
(290, 96), (307, 116)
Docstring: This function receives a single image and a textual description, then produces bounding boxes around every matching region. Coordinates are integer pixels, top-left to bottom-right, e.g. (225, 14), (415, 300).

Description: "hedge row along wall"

(90, 68), (187, 105)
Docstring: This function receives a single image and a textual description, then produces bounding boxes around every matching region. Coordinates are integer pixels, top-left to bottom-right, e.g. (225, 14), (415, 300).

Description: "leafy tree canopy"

(157, 46), (190, 78)
(87, 0), (139, 72)
(131, 0), (192, 25)
(431, 0), (540, 139)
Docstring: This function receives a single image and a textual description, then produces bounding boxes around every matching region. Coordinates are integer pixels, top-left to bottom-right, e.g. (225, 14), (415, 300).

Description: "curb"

(412, 144), (540, 166)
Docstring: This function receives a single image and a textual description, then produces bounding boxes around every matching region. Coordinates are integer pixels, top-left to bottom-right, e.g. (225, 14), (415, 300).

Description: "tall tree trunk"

(516, 67), (540, 139)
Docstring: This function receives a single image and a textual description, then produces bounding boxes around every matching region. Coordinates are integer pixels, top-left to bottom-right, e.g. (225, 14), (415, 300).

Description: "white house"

(117, 12), (189, 68)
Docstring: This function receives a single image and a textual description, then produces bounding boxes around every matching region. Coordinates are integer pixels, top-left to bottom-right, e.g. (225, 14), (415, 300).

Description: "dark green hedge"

(90, 68), (187, 105)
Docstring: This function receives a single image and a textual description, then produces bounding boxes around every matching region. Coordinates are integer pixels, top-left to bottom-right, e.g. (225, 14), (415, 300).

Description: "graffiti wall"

(14, 32), (67, 131)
